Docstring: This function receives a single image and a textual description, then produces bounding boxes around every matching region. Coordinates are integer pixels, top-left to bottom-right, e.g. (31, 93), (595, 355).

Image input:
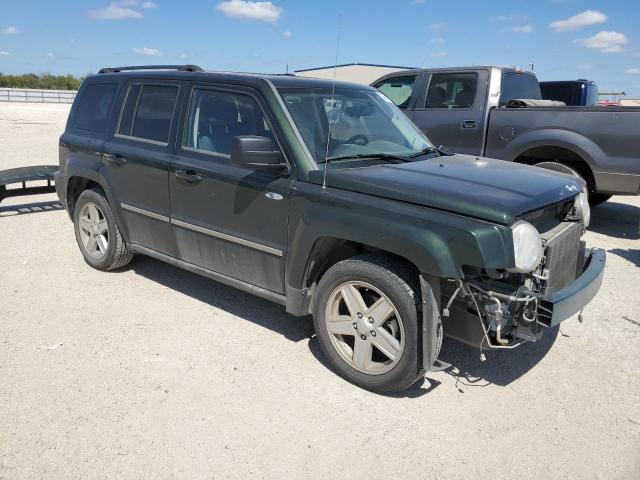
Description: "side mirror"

(231, 136), (289, 174)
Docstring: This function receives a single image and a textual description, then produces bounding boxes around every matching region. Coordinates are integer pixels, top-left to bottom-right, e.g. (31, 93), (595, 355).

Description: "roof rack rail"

(98, 65), (204, 74)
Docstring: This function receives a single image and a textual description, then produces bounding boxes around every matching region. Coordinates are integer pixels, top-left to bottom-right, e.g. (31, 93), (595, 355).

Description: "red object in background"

(598, 100), (620, 107)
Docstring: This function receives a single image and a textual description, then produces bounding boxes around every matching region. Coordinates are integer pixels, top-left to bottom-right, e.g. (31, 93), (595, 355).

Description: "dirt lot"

(1, 102), (639, 479)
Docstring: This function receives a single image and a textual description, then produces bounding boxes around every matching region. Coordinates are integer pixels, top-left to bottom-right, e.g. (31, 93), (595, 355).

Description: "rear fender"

(64, 156), (129, 239)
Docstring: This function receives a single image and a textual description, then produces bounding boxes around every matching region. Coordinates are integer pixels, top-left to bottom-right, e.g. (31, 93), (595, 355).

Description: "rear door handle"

(175, 169), (203, 184)
(461, 120), (478, 130)
(104, 153), (127, 166)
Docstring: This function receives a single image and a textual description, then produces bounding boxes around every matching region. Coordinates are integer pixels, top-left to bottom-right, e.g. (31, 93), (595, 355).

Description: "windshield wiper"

(321, 153), (412, 163)
(407, 146), (447, 158)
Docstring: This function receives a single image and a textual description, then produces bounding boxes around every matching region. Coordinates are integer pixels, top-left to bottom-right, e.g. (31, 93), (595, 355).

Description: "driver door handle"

(175, 169), (203, 184)
(104, 153), (127, 166)
(461, 120), (478, 130)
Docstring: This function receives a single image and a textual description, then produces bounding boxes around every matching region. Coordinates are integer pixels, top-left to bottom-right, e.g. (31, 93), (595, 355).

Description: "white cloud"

(283, 30), (292, 37)
(216, 0), (282, 23)
(2, 26), (19, 34)
(178, 52), (188, 59)
(428, 22), (447, 31)
(431, 51), (448, 57)
(503, 24), (533, 34)
(550, 10), (607, 32)
(0, 50), (10, 56)
(47, 52), (55, 58)
(576, 31), (629, 53)
(632, 51), (640, 58)
(492, 14), (529, 22)
(429, 37), (445, 44)
(88, 3), (143, 20)
(133, 46), (161, 56)
(625, 68), (640, 75)
(141, 1), (157, 8)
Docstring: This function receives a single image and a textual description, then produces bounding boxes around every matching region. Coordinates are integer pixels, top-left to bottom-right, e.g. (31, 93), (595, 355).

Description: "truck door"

(169, 84), (291, 294)
(411, 70), (488, 155)
(101, 80), (184, 257)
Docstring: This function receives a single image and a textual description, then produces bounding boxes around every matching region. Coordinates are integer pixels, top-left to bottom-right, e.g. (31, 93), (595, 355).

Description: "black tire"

(73, 188), (133, 271)
(534, 161), (607, 205)
(588, 193), (611, 207)
(313, 254), (427, 393)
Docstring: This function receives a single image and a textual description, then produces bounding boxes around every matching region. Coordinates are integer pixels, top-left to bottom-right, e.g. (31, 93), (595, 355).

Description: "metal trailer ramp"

(0, 165), (58, 204)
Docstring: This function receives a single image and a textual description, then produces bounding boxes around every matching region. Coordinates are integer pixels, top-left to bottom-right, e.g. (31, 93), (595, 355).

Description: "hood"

(309, 154), (583, 224)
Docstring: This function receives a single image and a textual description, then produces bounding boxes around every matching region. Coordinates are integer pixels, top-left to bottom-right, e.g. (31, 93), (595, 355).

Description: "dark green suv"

(54, 65), (605, 393)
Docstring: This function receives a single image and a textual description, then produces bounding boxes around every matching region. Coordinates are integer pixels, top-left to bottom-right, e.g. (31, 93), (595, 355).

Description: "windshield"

(277, 87), (433, 163)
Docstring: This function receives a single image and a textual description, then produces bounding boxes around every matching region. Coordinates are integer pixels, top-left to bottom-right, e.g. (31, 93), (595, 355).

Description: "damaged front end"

(440, 193), (606, 353)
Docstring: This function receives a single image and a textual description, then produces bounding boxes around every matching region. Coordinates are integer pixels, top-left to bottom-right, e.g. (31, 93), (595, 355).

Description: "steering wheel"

(345, 134), (369, 146)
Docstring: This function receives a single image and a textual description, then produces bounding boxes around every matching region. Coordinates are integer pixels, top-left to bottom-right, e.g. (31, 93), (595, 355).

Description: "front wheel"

(313, 255), (425, 393)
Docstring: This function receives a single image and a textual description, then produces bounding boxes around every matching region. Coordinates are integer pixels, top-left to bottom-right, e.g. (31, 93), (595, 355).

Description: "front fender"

(285, 183), (514, 291)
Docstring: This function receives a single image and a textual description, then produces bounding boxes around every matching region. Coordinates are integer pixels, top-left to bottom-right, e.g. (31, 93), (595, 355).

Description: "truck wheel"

(587, 193), (611, 207)
(534, 161), (608, 205)
(73, 188), (133, 271)
(313, 255), (424, 393)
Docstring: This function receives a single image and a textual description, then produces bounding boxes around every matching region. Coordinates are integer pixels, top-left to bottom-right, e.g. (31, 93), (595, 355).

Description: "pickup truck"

(373, 66), (640, 205)
(54, 64), (604, 393)
(540, 79), (599, 106)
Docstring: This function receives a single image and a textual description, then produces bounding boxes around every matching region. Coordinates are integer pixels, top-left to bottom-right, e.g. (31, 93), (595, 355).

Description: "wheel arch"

(64, 157), (129, 240)
(505, 129), (605, 192)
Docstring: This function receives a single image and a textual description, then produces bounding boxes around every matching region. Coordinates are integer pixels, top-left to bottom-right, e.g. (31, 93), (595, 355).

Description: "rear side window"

(500, 73), (541, 106)
(374, 76), (416, 109)
(117, 84), (179, 144)
(73, 83), (117, 133)
(426, 73), (477, 109)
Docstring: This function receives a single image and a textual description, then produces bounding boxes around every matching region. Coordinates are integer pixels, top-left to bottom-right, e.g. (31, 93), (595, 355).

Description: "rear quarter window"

(73, 83), (117, 133)
(117, 84), (179, 144)
(500, 73), (541, 106)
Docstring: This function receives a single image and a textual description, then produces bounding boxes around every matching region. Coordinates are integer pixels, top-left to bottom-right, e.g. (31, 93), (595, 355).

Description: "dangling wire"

(322, 14), (342, 190)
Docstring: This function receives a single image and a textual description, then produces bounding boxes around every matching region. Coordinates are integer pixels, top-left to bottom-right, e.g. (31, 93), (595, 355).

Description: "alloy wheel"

(78, 202), (109, 260)
(324, 281), (405, 375)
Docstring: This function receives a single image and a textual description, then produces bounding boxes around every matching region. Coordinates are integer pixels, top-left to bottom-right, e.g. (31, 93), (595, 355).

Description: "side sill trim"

(120, 203), (283, 257)
(171, 218), (283, 257)
(128, 244), (287, 305)
(121, 202), (170, 222)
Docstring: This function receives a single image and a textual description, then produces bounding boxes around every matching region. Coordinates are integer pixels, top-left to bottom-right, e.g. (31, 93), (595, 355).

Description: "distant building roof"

(295, 63), (416, 73)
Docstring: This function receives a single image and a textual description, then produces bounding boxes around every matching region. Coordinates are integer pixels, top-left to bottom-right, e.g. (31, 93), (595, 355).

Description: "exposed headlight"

(510, 221), (543, 273)
(574, 189), (591, 227)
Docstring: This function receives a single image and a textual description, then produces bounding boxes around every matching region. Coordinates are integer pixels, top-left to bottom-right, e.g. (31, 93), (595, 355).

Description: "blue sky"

(1, 0), (640, 95)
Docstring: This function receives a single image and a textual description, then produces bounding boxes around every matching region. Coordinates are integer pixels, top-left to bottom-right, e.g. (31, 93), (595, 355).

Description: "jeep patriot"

(54, 65), (605, 393)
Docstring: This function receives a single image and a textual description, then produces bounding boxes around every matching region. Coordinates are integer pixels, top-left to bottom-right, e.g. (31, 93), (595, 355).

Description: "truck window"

(73, 83), (117, 133)
(374, 76), (416, 109)
(117, 84), (179, 144)
(500, 73), (541, 106)
(425, 73), (477, 109)
(183, 89), (276, 158)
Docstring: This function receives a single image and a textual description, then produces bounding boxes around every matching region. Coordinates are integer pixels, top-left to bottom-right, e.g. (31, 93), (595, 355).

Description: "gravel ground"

(1, 102), (639, 480)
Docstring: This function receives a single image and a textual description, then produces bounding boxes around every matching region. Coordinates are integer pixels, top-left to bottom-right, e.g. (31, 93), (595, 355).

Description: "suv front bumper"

(538, 247), (606, 327)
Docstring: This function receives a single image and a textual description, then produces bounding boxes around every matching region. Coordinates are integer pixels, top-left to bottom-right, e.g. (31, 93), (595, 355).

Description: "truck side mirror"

(231, 136), (289, 174)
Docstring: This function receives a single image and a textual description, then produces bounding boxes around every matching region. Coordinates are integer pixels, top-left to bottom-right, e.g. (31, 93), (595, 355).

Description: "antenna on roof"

(322, 13), (343, 190)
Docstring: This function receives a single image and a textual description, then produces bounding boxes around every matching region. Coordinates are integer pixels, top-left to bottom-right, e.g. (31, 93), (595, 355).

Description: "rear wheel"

(313, 255), (426, 393)
(534, 161), (609, 206)
(73, 188), (133, 271)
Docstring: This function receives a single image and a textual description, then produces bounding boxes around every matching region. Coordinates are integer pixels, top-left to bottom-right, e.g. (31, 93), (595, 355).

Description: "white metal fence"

(0, 88), (76, 104)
